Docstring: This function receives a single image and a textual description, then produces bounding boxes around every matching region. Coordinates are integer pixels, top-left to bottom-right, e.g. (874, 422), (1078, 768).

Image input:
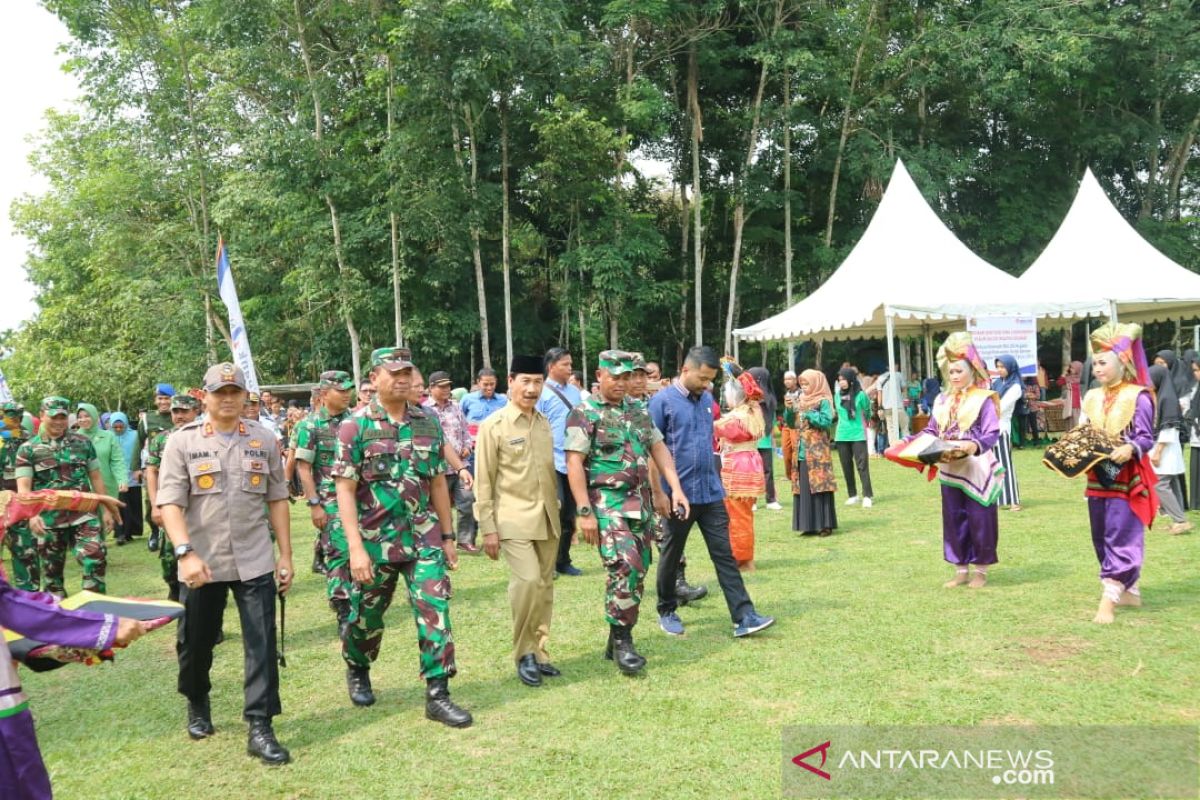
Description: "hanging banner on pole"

(215, 239), (261, 393)
(966, 316), (1038, 377)
(0, 366), (12, 403)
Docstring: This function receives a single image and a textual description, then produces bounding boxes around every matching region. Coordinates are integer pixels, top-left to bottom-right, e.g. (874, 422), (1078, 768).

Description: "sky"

(0, 1), (78, 334)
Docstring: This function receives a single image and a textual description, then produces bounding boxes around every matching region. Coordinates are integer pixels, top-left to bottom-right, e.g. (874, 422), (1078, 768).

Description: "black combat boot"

(346, 665), (376, 706)
(425, 678), (473, 728)
(311, 540), (327, 575)
(331, 600), (351, 643)
(186, 696), (214, 740)
(675, 564), (708, 605)
(246, 717), (290, 765)
(610, 625), (647, 675)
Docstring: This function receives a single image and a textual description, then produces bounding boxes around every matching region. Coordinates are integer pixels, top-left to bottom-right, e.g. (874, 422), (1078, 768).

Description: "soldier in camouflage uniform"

(565, 350), (690, 675)
(15, 396), (115, 595)
(330, 347), (472, 727)
(2, 402), (39, 590)
(628, 354), (709, 607)
(144, 393), (200, 600)
(295, 371), (355, 577)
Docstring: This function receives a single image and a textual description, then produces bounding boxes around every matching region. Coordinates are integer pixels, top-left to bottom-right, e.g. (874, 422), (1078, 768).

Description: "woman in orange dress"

(715, 361), (765, 571)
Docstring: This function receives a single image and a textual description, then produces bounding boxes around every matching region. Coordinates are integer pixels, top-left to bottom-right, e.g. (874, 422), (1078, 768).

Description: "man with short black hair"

(650, 346), (776, 640)
(424, 370), (478, 553)
(461, 368), (507, 431)
(139, 383), (176, 551)
(537, 347), (583, 576)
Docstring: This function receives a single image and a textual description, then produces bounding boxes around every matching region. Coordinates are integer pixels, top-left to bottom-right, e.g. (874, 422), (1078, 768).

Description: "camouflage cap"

(318, 370), (355, 391)
(370, 346), (414, 372)
(203, 362), (247, 392)
(597, 349), (635, 376)
(171, 394), (200, 411)
(1, 401), (24, 416)
(630, 352), (648, 372)
(41, 396), (71, 416)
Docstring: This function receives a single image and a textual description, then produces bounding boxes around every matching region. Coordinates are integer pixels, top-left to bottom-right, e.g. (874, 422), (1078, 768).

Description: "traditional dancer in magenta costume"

(1080, 323), (1158, 624)
(0, 490), (147, 800)
(896, 332), (1003, 589)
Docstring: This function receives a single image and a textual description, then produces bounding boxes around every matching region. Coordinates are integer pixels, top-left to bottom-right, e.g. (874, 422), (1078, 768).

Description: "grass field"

(18, 449), (1200, 799)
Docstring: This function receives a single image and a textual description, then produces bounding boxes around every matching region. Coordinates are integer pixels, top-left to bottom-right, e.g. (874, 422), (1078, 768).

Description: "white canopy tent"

(734, 159), (1022, 346)
(889, 169), (1200, 324)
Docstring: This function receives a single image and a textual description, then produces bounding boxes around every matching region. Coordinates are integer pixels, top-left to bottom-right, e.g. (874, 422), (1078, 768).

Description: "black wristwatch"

(577, 506), (593, 517)
(174, 543), (195, 559)
(306, 497), (322, 508)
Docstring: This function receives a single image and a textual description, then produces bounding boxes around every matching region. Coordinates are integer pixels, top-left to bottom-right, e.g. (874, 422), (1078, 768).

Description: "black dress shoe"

(187, 698), (214, 740)
(147, 533), (160, 552)
(346, 665), (376, 706)
(516, 653), (542, 687)
(425, 678), (473, 728)
(537, 662), (561, 677)
(247, 719), (290, 765)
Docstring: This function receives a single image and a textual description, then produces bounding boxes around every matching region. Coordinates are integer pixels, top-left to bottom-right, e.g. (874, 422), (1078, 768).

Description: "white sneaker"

(862, 497), (873, 508)
(766, 501), (783, 511)
(845, 496), (860, 506)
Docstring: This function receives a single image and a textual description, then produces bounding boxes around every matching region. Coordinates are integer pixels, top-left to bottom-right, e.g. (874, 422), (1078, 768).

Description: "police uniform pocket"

(241, 458), (269, 494)
(187, 459), (223, 495)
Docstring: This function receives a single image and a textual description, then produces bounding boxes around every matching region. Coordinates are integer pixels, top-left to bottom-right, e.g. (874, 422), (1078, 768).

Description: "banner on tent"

(966, 317), (1038, 377)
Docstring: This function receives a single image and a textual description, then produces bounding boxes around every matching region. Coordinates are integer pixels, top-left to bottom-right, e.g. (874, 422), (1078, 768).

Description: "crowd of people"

(1, 331), (1197, 793)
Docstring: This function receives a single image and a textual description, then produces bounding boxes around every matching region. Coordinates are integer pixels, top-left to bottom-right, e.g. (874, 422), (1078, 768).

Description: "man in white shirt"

(876, 363), (907, 446)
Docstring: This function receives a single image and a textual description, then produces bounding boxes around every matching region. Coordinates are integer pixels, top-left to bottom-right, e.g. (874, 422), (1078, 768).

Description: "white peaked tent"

(1017, 169), (1200, 322)
(891, 169), (1200, 322)
(733, 159), (1021, 345)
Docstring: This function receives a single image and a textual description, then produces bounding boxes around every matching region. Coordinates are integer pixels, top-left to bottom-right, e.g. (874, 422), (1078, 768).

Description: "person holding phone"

(565, 350), (690, 676)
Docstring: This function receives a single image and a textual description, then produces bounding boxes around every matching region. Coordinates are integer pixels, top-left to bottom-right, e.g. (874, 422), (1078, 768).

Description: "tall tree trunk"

(824, 0), (878, 248)
(783, 62), (795, 371)
(294, 0), (359, 382)
(450, 109), (493, 371)
(724, 9), (776, 354)
(688, 42), (704, 346)
(500, 99), (514, 370)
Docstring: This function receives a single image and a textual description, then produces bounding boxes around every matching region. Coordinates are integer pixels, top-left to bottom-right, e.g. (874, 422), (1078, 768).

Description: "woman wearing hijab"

(833, 368), (874, 508)
(715, 361), (766, 570)
(75, 403), (127, 503)
(1148, 365), (1190, 534)
(900, 332), (1002, 589)
(1156, 349), (1194, 511)
(991, 355), (1024, 512)
(791, 369), (838, 536)
(1080, 323), (1158, 623)
(747, 367), (782, 511)
(108, 412), (142, 545)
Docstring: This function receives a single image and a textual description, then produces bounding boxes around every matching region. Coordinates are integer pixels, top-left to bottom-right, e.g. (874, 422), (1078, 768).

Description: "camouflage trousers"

(598, 513), (653, 628)
(4, 521), (40, 591)
(326, 520), (455, 679)
(37, 518), (106, 595)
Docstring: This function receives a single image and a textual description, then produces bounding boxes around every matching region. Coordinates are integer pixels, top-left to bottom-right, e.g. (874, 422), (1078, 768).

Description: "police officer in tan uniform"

(157, 362), (294, 765)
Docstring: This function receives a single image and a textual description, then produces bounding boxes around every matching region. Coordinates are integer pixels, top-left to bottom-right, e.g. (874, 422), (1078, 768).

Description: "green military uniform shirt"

(563, 396), (663, 520)
(14, 431), (101, 528)
(332, 399), (446, 563)
(294, 407), (350, 509)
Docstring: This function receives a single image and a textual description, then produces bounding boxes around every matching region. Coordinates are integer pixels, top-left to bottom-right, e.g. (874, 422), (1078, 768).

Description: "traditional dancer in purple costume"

(908, 332), (1003, 589)
(1080, 323), (1158, 624)
(0, 490), (146, 800)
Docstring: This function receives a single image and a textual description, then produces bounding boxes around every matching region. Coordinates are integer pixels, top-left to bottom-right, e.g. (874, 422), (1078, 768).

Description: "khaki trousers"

(500, 529), (558, 664)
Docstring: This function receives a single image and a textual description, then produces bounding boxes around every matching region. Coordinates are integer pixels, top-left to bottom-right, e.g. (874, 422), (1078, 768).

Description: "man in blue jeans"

(649, 345), (776, 638)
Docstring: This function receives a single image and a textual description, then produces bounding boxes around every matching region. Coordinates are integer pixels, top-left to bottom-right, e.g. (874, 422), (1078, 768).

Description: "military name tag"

(363, 428), (393, 441)
(507, 437), (527, 446)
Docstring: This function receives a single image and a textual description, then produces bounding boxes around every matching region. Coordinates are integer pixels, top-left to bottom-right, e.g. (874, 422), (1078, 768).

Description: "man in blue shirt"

(649, 345), (776, 639)
(535, 347), (584, 576)
(460, 368), (508, 432)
